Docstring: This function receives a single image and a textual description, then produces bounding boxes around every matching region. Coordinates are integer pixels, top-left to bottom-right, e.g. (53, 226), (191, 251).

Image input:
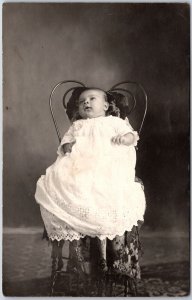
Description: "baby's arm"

(111, 117), (139, 147)
(111, 132), (135, 146)
(57, 123), (76, 156)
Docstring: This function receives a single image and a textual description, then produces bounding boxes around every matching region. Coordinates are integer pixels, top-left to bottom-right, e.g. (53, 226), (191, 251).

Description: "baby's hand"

(111, 133), (134, 146)
(62, 141), (76, 154)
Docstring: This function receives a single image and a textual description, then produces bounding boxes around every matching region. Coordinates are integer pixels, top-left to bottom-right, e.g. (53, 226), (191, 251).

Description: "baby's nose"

(84, 98), (89, 104)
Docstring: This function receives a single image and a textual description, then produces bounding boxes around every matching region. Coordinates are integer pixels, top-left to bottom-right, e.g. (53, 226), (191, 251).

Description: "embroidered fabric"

(35, 116), (146, 241)
(40, 194), (145, 241)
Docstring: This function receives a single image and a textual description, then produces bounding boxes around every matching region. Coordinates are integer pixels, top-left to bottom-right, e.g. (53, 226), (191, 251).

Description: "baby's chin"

(80, 111), (106, 119)
(85, 115), (106, 119)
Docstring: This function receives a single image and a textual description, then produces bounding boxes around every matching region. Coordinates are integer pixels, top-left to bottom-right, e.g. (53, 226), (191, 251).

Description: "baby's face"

(78, 89), (109, 119)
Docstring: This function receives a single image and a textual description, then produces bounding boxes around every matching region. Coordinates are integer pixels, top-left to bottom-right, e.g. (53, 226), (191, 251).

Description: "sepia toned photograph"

(3, 2), (190, 297)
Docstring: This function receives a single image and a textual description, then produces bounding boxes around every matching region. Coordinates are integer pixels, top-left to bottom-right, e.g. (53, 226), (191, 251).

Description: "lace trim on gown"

(40, 205), (144, 242)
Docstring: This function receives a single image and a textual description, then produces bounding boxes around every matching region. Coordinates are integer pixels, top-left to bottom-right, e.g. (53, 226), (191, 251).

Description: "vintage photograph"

(3, 2), (190, 297)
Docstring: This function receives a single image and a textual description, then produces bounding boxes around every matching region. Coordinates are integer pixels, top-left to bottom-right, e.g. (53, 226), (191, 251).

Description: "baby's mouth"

(85, 107), (92, 111)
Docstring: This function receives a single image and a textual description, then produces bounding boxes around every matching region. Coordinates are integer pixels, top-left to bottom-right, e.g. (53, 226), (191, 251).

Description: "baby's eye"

(90, 97), (95, 100)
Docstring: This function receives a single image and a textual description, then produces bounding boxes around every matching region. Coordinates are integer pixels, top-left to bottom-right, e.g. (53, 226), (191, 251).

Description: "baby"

(35, 87), (146, 272)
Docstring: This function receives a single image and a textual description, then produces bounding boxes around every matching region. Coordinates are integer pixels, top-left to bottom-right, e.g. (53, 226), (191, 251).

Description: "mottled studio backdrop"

(3, 3), (189, 230)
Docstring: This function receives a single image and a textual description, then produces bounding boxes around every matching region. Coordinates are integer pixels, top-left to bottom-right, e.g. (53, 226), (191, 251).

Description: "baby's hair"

(106, 92), (130, 120)
(65, 87), (130, 122)
(65, 87), (87, 121)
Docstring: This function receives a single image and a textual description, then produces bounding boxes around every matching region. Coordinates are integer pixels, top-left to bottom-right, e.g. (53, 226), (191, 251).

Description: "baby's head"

(66, 87), (109, 121)
(78, 88), (109, 119)
(65, 87), (129, 121)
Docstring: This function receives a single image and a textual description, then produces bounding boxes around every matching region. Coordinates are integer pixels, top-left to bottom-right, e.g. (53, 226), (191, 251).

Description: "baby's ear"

(104, 102), (109, 111)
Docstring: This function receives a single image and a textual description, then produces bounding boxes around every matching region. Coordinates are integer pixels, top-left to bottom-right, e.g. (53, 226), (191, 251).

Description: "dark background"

(3, 3), (190, 231)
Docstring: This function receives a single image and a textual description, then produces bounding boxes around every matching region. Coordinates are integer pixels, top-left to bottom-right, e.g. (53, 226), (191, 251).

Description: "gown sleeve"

(57, 124), (76, 156)
(114, 117), (139, 146)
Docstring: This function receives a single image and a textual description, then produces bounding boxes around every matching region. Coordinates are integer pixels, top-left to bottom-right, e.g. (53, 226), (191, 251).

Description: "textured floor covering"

(2, 227), (190, 296)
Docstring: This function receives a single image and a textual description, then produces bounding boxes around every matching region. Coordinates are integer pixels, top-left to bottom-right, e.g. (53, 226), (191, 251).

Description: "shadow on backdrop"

(3, 3), (189, 231)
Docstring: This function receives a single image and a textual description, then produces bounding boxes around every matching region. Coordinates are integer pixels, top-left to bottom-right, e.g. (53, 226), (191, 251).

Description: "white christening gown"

(35, 116), (146, 241)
